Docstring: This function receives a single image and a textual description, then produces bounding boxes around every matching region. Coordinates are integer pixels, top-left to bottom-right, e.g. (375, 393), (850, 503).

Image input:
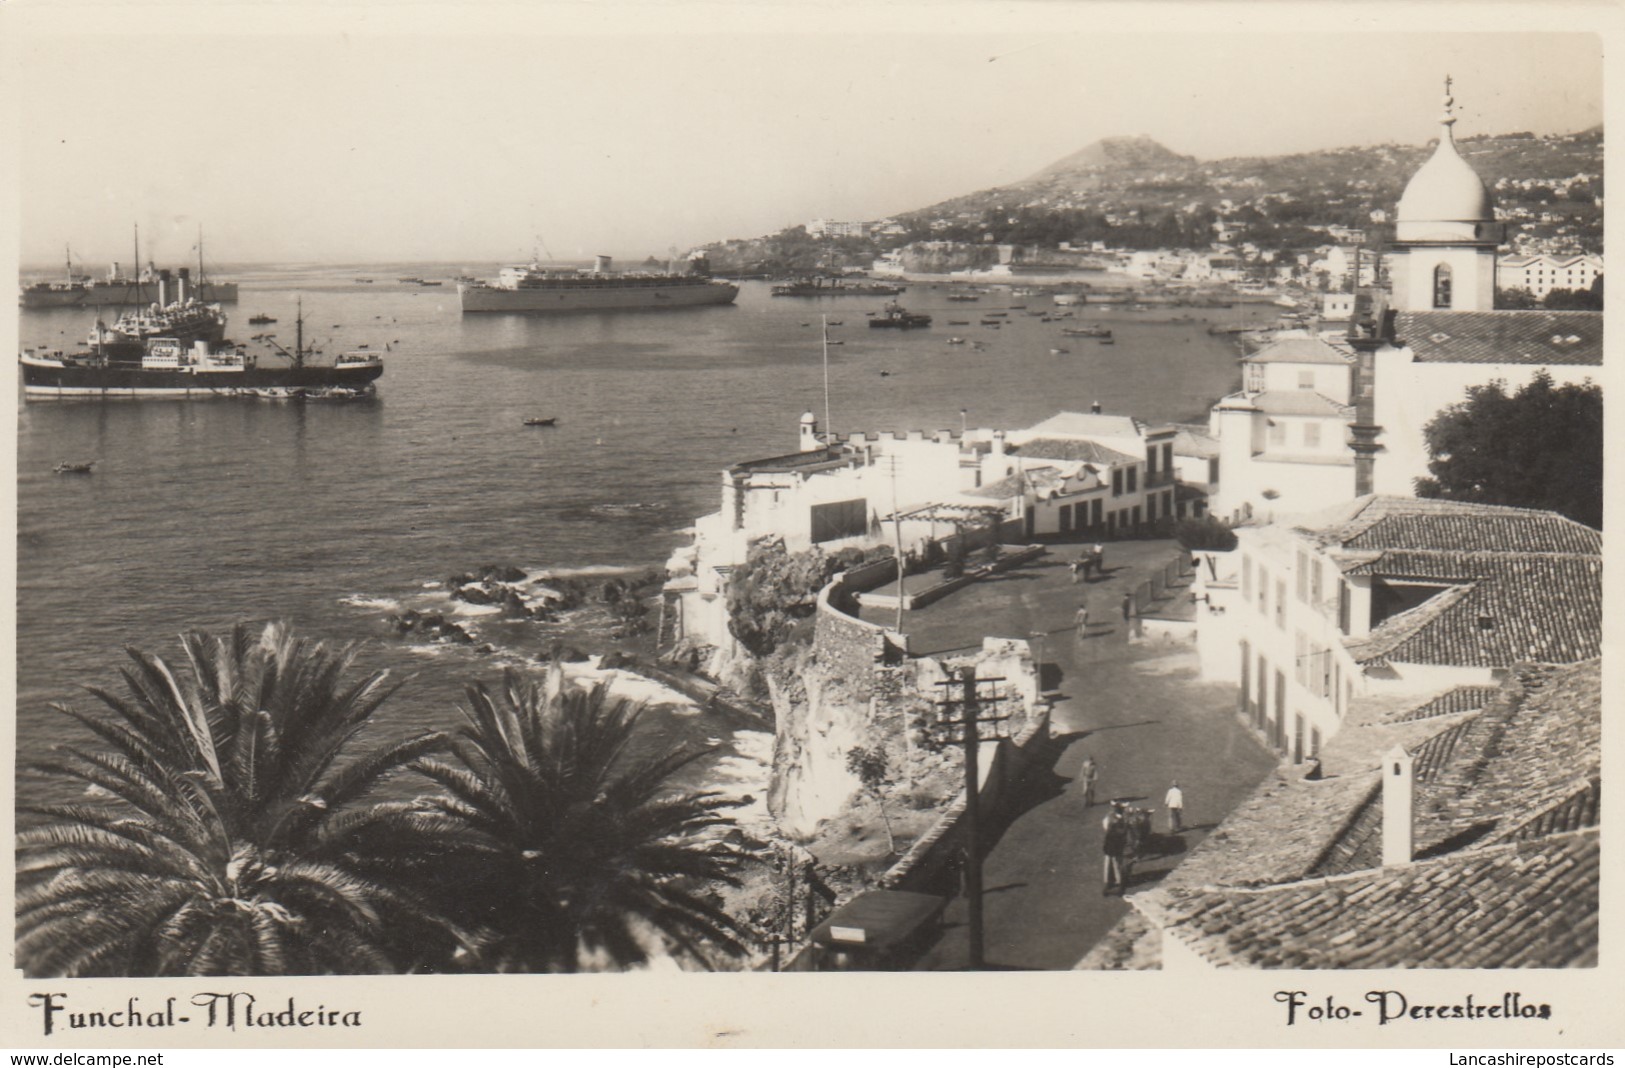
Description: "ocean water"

(15, 269), (1271, 802)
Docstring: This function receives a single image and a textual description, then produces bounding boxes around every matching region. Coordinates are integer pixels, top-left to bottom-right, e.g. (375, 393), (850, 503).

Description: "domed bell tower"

(1389, 77), (1503, 312)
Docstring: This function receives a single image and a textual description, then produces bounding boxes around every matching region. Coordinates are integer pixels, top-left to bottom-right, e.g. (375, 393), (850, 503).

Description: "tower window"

(1433, 263), (1453, 309)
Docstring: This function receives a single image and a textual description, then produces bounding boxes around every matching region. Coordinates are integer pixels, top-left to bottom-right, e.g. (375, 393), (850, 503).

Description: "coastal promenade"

(862, 540), (1278, 970)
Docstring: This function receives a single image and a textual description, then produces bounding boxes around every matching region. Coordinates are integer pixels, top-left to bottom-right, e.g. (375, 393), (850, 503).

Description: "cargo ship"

(20, 298), (383, 400)
(459, 254), (738, 313)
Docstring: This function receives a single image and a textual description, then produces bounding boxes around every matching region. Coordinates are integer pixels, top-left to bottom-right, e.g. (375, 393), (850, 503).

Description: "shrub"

(1174, 516), (1239, 552)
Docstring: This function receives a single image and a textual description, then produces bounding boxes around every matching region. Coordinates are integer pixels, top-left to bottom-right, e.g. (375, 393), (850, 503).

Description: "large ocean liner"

(20, 298), (383, 399)
(459, 254), (738, 313)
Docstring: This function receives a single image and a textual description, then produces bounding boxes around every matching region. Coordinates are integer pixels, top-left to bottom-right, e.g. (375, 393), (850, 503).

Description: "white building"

(1496, 253), (1603, 299)
(666, 409), (1176, 649)
(806, 219), (871, 239)
(1208, 335), (1359, 523)
(1195, 496), (1601, 761)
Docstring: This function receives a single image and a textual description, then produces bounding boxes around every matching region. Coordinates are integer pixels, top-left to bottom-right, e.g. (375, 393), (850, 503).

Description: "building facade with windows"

(1208, 335), (1359, 523)
(1195, 496), (1601, 764)
(1496, 253), (1603, 299)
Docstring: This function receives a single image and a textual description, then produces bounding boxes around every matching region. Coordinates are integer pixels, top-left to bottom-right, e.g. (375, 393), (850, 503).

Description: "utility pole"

(933, 665), (1009, 970)
(882, 455), (906, 634)
(762, 843), (800, 971)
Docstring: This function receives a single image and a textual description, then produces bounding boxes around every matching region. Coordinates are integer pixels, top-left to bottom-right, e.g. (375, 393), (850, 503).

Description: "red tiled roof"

(1299, 498), (1602, 669)
(1386, 685), (1500, 723)
(1348, 554), (1601, 668)
(1393, 310), (1602, 366)
(1317, 660), (1600, 876)
(1141, 831), (1598, 969)
(1127, 660), (1602, 969)
(1335, 504), (1602, 556)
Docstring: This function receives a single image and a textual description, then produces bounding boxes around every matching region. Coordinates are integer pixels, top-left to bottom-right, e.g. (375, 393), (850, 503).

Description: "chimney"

(798, 411), (820, 452)
(1090, 400), (1103, 414)
(992, 429), (1006, 457)
(1381, 745), (1415, 866)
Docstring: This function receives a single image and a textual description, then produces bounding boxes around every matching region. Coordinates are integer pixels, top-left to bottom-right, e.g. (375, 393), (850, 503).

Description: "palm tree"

(16, 623), (454, 977)
(396, 665), (754, 972)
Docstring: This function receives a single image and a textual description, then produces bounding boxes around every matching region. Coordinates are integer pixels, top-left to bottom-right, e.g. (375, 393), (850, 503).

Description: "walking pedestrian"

(1069, 558), (1083, 584)
(1075, 601), (1091, 637)
(1081, 756), (1099, 807)
(1165, 780), (1185, 834)
(1120, 592), (1133, 622)
(1101, 802), (1128, 895)
(1093, 543), (1106, 572)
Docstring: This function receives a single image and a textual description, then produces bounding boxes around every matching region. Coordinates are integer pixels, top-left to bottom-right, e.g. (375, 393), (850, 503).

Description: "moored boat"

(21, 297), (384, 400)
(771, 277), (904, 297)
(868, 303), (931, 329)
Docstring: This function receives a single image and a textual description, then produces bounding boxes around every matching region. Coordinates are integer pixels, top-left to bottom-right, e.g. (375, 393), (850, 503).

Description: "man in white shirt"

(1165, 780), (1185, 834)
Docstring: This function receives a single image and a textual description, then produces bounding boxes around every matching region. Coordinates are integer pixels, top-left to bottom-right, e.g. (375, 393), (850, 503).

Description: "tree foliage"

(1416, 371), (1603, 529)
(845, 745), (896, 854)
(1173, 516), (1239, 553)
(724, 539), (883, 657)
(387, 668), (753, 972)
(16, 623), (453, 977)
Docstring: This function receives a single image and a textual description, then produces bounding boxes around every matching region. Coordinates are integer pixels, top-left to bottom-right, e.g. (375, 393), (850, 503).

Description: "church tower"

(1388, 78), (1503, 312)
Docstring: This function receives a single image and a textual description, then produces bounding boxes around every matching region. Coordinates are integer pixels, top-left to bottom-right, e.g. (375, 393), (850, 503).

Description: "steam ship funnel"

(594, 254), (613, 274)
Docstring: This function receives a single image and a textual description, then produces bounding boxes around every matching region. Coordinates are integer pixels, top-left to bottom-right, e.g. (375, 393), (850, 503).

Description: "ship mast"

(295, 296), (304, 368)
(133, 224), (145, 305)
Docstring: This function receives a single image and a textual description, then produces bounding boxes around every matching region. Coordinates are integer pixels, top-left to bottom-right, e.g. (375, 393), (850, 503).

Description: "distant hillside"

(905, 129), (1603, 248)
(698, 127), (1602, 274)
(1026, 135), (1195, 182)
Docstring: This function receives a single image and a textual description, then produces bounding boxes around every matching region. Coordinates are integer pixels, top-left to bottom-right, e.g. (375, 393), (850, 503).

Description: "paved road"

(864, 539), (1278, 971)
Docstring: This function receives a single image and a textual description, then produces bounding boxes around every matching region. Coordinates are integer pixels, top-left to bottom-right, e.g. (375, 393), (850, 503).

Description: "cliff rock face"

(766, 595), (1044, 838)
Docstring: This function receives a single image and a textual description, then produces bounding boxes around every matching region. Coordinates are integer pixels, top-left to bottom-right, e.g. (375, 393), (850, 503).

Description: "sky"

(3, 6), (1605, 268)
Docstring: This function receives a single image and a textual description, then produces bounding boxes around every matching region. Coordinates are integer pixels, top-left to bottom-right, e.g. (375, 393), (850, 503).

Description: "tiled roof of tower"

(1393, 310), (1603, 365)
(1008, 438), (1141, 465)
(1244, 336), (1356, 365)
(1125, 660), (1601, 969)
(1170, 424), (1221, 458)
(1023, 412), (1144, 441)
(1247, 392), (1354, 418)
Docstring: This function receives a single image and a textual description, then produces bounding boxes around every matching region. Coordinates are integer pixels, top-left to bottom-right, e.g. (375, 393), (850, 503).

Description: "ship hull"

(459, 281), (738, 313)
(21, 362), (383, 399)
(20, 281), (239, 309)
